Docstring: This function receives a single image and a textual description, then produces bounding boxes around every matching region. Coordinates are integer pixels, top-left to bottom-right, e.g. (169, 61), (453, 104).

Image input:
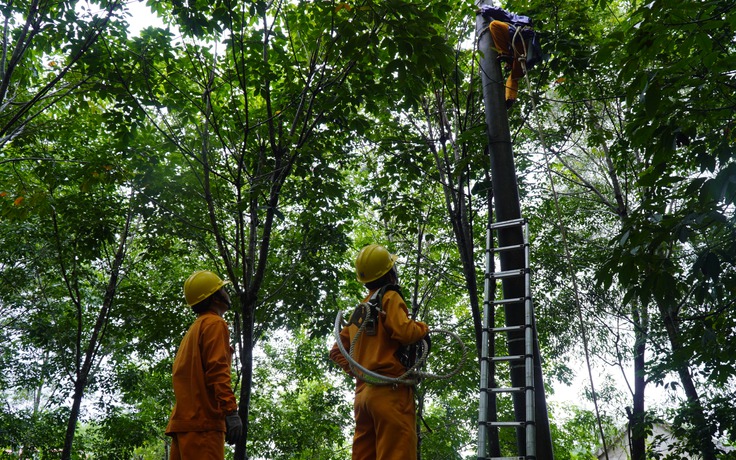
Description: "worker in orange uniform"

(166, 270), (243, 459)
(490, 19), (526, 108)
(330, 244), (430, 460)
(477, 5), (541, 109)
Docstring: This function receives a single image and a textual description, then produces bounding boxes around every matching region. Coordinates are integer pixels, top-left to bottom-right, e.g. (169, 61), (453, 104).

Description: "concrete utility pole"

(475, 3), (555, 459)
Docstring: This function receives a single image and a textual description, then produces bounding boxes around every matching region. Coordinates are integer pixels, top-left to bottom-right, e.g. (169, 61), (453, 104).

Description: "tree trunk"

(61, 203), (132, 459)
(630, 303), (647, 460)
(658, 301), (717, 460)
(231, 146), (288, 459)
(597, 117), (646, 460)
(428, 93), (483, 361)
(62, 378), (88, 460)
(234, 296), (255, 460)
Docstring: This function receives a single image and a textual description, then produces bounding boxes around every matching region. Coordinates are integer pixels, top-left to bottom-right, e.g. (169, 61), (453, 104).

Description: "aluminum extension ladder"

(477, 217), (536, 460)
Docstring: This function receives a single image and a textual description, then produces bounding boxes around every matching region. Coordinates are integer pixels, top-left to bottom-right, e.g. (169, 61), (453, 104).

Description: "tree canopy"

(1, 0), (734, 459)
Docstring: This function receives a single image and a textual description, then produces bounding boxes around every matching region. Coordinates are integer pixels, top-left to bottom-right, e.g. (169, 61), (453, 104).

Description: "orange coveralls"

(165, 311), (238, 460)
(489, 20), (526, 105)
(330, 289), (429, 460)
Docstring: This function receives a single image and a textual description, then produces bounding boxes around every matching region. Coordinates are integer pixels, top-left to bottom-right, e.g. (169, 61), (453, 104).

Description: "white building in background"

(597, 423), (735, 460)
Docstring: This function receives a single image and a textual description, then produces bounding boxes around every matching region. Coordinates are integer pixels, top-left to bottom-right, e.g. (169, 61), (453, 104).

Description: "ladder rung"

(490, 355), (526, 362)
(490, 243), (527, 253)
(487, 269), (528, 279)
(479, 457), (527, 460)
(480, 420), (526, 427)
(487, 324), (531, 332)
(488, 386), (527, 394)
(489, 218), (526, 230)
(479, 386), (533, 393)
(491, 296), (527, 305)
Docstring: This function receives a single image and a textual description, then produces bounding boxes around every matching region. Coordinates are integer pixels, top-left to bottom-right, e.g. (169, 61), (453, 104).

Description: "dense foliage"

(1, 0), (733, 459)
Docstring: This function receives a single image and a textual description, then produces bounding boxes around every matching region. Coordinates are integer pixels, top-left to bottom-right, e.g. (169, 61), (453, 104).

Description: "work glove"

(225, 411), (243, 445)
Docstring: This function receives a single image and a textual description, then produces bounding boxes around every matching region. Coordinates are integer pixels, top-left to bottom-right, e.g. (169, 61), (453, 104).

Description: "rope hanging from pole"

(333, 309), (468, 386)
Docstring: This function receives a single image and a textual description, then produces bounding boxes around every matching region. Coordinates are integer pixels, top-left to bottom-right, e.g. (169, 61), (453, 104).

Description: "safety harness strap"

(346, 285), (403, 336)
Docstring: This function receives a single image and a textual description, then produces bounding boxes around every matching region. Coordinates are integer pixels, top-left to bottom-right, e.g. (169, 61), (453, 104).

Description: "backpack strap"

(347, 285), (404, 336)
(374, 284), (403, 309)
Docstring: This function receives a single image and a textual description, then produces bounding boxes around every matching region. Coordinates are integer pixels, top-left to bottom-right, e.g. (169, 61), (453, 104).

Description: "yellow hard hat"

(355, 244), (398, 283)
(183, 270), (230, 307)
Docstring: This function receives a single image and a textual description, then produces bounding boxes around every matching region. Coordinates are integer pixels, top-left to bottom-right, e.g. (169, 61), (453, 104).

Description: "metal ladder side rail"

(522, 219), (536, 460)
(477, 218), (495, 460)
(477, 218), (536, 460)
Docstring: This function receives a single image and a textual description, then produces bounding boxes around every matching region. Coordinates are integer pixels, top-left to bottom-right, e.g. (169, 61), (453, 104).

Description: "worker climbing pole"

(475, 2), (555, 459)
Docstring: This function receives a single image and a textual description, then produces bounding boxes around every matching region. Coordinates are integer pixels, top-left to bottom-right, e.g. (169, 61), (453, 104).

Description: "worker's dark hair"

(365, 267), (397, 291)
(191, 290), (225, 314)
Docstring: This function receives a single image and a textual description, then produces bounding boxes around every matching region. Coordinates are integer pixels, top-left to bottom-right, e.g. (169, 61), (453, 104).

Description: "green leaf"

(701, 251), (721, 279)
(644, 78), (661, 115)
